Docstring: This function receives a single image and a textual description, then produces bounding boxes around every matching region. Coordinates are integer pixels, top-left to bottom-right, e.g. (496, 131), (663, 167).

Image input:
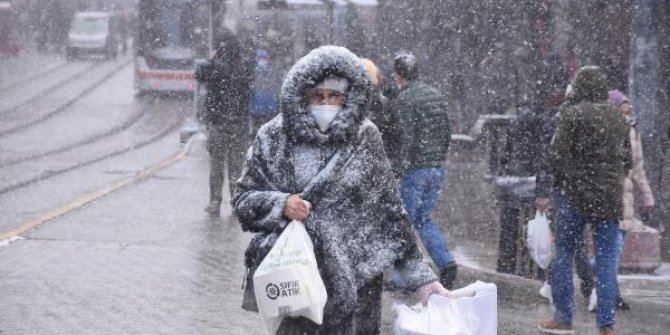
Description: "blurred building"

(375, 0), (669, 260)
(6, 0), (137, 52)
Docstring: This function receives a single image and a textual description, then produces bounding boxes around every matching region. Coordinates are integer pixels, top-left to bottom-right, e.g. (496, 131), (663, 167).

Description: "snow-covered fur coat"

(233, 46), (435, 329)
(621, 118), (655, 231)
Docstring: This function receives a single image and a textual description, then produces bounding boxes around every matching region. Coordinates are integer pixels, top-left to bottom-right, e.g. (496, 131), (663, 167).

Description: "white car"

(67, 12), (118, 60)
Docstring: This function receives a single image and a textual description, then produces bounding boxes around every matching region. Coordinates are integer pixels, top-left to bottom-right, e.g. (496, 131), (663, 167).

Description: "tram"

(134, 0), (217, 94)
(135, 0), (378, 95)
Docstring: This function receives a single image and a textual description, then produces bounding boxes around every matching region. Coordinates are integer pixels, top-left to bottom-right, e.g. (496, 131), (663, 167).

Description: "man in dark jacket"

(539, 66), (630, 335)
(391, 53), (457, 289)
(496, 57), (566, 276)
(195, 28), (252, 216)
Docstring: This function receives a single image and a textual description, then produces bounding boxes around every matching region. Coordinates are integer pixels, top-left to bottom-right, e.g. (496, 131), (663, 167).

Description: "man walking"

(539, 66), (630, 335)
(195, 28), (252, 216)
(392, 53), (457, 289)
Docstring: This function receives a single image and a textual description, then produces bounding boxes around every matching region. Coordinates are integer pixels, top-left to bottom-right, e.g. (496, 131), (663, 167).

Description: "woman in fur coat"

(233, 46), (450, 334)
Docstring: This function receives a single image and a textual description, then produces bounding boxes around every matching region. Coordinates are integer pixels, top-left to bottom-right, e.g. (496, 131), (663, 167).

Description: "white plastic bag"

(253, 220), (328, 334)
(526, 210), (554, 269)
(394, 281), (498, 335)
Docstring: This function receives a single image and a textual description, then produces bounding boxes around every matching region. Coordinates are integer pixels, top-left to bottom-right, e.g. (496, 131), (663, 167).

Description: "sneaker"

(599, 326), (615, 335)
(539, 281), (553, 303)
(204, 200), (221, 216)
(440, 263), (458, 290)
(616, 296), (630, 311)
(580, 278), (594, 299)
(588, 288), (597, 312)
(538, 320), (575, 335)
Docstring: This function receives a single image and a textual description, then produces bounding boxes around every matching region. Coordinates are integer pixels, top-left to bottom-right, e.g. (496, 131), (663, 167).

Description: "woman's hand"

(416, 281), (476, 305)
(641, 205), (654, 214)
(416, 281), (450, 305)
(283, 194), (310, 221)
(535, 196), (552, 212)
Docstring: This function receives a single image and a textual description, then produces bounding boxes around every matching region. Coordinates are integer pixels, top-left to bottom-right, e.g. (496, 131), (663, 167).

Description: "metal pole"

(630, 0), (667, 257)
(323, 0), (334, 44)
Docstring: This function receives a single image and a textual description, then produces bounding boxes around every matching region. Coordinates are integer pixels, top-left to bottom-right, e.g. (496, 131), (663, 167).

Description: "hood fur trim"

(280, 46), (372, 144)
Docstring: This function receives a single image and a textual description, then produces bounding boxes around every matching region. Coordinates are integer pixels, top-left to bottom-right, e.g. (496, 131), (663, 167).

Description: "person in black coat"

(360, 58), (400, 171)
(195, 27), (252, 216)
(495, 57), (565, 275)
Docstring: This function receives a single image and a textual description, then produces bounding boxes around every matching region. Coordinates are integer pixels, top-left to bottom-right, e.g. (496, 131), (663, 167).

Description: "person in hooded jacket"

(390, 52), (457, 289)
(608, 89), (655, 310)
(195, 28), (252, 216)
(234, 46), (452, 335)
(360, 58), (400, 171)
(539, 66), (631, 335)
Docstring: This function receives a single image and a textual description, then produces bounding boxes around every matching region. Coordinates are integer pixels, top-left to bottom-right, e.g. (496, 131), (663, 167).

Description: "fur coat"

(233, 46), (435, 330)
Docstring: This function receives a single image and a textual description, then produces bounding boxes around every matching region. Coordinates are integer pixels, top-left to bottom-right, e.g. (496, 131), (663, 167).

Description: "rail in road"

(0, 61), (99, 115)
(0, 59), (132, 136)
(0, 97), (186, 196)
(0, 56), (194, 242)
(0, 98), (150, 168)
(0, 135), (197, 242)
(0, 58), (70, 92)
(0, 56), (189, 196)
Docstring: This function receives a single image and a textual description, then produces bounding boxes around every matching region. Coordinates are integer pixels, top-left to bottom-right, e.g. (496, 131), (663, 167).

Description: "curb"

(457, 264), (670, 315)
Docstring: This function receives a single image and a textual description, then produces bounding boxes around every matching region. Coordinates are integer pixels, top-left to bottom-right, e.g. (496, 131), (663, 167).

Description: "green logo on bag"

(266, 283), (280, 300)
(265, 281), (302, 300)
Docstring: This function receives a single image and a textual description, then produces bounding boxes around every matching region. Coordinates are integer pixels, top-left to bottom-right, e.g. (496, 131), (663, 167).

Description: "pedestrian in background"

(390, 52), (458, 289)
(234, 46), (452, 334)
(360, 58), (399, 171)
(250, 49), (279, 136)
(607, 89), (655, 310)
(495, 56), (566, 276)
(533, 61), (597, 307)
(539, 66), (631, 335)
(195, 27), (252, 216)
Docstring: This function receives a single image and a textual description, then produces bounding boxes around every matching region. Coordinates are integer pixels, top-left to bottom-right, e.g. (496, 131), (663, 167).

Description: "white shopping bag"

(253, 220), (327, 334)
(394, 281), (497, 335)
(526, 210), (554, 269)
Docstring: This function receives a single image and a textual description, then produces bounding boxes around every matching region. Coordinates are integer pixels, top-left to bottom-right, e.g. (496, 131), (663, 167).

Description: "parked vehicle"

(0, 2), (22, 56)
(67, 11), (118, 60)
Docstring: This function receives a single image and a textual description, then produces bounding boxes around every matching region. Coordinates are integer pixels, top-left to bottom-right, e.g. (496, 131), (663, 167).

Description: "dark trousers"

(574, 226), (595, 294)
(207, 124), (249, 203)
(497, 208), (520, 274)
(276, 275), (383, 335)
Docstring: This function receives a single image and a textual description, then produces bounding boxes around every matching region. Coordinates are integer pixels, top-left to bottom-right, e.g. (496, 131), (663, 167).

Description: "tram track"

(0, 60), (70, 92)
(0, 96), (154, 168)
(0, 59), (133, 137)
(0, 62), (99, 115)
(0, 108), (185, 196)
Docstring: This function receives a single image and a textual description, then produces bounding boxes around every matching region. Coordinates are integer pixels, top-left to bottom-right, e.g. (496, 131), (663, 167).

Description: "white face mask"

(308, 105), (342, 132)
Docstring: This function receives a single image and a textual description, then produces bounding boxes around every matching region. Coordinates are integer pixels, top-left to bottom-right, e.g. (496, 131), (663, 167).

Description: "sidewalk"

(434, 142), (670, 333)
(5, 130), (663, 334)
(0, 51), (66, 90)
(176, 135), (670, 334)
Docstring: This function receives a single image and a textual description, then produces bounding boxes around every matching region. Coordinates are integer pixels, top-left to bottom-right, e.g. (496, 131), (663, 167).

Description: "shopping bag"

(253, 220), (327, 334)
(526, 210), (554, 269)
(394, 281), (498, 335)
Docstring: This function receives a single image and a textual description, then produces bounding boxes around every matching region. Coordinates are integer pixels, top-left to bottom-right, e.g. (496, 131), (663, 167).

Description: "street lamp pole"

(630, 0), (668, 258)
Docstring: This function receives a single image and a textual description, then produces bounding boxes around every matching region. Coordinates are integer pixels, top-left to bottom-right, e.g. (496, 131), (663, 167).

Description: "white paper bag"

(526, 210), (554, 269)
(253, 220), (327, 334)
(394, 281), (498, 335)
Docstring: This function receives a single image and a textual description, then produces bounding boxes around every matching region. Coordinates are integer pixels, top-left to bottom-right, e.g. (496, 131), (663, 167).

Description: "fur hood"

(566, 66), (609, 105)
(280, 45), (372, 144)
